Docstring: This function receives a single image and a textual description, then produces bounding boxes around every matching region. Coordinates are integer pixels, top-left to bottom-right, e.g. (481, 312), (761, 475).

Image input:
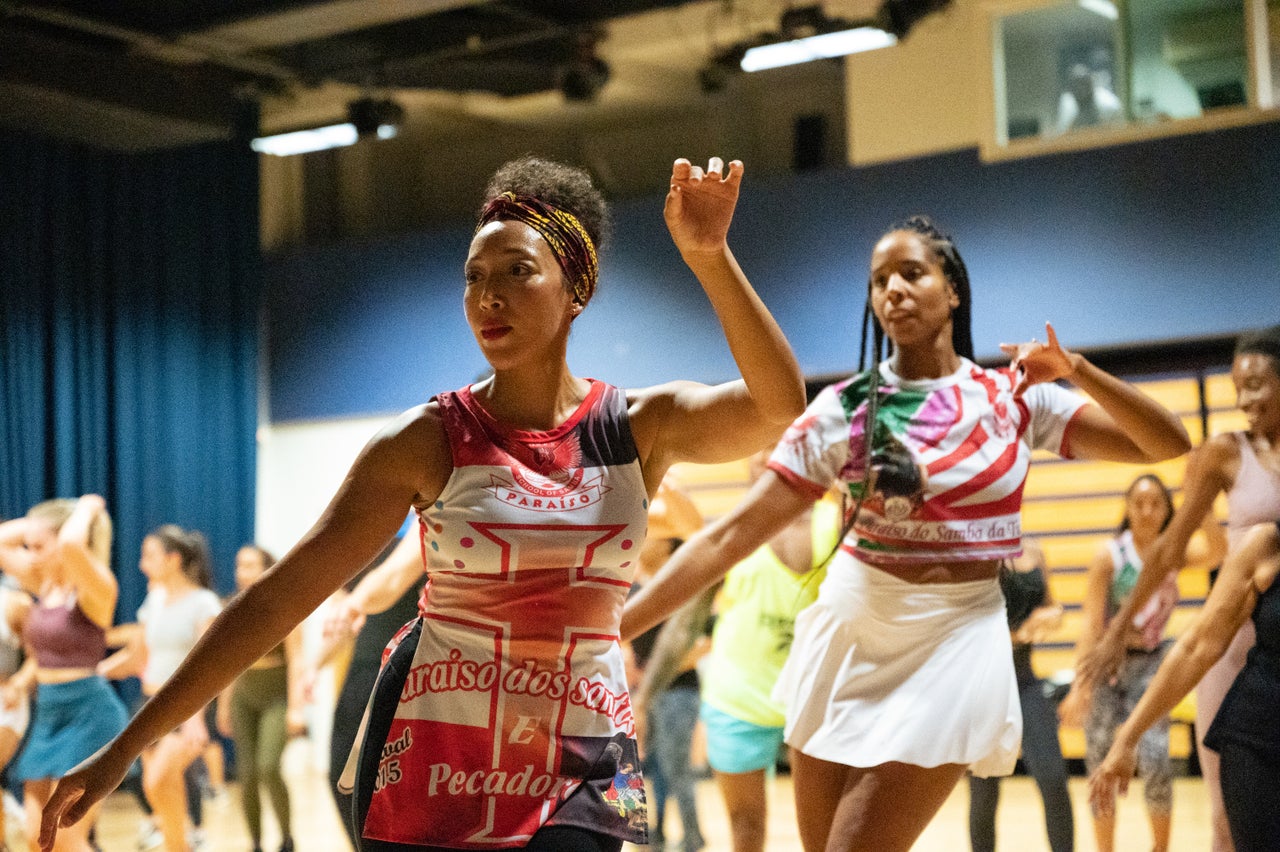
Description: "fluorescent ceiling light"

(251, 95), (403, 156)
(251, 122), (359, 156)
(1078, 0), (1118, 19)
(740, 26), (898, 72)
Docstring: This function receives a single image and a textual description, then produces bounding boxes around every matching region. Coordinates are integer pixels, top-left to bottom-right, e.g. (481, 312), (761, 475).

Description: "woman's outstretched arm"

(1005, 323), (1191, 463)
(39, 406), (447, 849)
(1089, 521), (1280, 816)
(1077, 438), (1234, 686)
(56, 495), (117, 629)
(323, 531), (424, 644)
(623, 470), (814, 641)
(1057, 544), (1112, 727)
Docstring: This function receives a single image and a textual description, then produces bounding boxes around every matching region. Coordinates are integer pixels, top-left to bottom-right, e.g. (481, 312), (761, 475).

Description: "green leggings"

(231, 665), (291, 844)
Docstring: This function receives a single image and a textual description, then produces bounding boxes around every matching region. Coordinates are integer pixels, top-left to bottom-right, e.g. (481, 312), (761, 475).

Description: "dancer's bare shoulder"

(358, 401), (454, 509)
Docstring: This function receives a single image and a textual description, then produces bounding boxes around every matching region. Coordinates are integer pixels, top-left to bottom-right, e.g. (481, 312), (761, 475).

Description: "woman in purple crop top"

(1082, 324), (1280, 852)
(40, 156), (809, 852)
(0, 494), (128, 852)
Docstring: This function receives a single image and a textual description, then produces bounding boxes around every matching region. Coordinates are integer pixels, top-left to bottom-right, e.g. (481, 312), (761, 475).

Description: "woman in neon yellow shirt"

(698, 451), (841, 852)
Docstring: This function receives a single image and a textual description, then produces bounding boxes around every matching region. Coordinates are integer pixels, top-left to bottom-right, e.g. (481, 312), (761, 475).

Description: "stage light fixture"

(348, 96), (405, 138)
(560, 29), (611, 102)
(734, 1), (953, 73)
(251, 123), (358, 156)
(877, 0), (955, 38)
(698, 45), (749, 94)
(250, 96), (404, 156)
(739, 25), (896, 71)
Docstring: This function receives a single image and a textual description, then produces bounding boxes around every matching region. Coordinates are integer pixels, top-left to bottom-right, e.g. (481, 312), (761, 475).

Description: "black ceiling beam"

(0, 23), (251, 131)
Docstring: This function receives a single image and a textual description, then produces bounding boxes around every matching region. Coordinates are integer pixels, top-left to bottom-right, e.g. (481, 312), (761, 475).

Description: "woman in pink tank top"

(39, 156), (808, 852)
(1082, 324), (1280, 852)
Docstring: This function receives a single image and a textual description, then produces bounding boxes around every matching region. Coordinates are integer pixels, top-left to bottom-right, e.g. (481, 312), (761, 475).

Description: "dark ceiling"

(0, 0), (701, 147)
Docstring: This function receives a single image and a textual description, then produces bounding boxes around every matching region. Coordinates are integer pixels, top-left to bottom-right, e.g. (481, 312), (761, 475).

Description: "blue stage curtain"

(0, 129), (259, 619)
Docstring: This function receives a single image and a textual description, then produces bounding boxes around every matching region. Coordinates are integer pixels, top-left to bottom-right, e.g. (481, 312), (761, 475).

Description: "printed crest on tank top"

(769, 359), (1086, 564)
(489, 466), (609, 512)
(359, 380), (650, 849)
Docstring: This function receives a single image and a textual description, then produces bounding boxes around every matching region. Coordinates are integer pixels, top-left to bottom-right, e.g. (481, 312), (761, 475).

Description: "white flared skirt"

(774, 555), (1021, 778)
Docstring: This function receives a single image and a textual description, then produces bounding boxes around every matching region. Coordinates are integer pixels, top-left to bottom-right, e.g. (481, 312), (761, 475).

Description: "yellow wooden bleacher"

(671, 370), (1235, 762)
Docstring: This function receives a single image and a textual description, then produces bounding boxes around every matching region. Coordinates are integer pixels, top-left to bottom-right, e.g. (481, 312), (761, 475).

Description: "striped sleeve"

(1022, 381), (1089, 456)
(767, 384), (851, 498)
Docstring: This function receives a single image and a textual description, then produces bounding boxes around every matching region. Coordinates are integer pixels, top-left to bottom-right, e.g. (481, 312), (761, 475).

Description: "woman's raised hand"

(1000, 322), (1080, 398)
(72, 494), (106, 518)
(663, 157), (744, 258)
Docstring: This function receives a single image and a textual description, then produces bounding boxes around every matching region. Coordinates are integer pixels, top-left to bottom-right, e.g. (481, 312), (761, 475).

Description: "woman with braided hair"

(622, 215), (1193, 851)
(39, 155), (807, 852)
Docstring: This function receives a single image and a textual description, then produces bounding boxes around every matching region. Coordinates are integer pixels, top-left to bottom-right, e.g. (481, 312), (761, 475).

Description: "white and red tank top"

(362, 379), (650, 848)
(1106, 529), (1178, 650)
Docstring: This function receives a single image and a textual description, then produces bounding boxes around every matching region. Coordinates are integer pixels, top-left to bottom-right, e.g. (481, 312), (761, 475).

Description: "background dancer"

(968, 538), (1074, 852)
(1081, 324), (1280, 852)
(0, 496), (128, 852)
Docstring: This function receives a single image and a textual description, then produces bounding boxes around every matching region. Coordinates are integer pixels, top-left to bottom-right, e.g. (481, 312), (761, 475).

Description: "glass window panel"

(998, 1), (1127, 141)
(1270, 0), (1280, 106)
(994, 0), (1257, 146)
(1132, 0), (1247, 120)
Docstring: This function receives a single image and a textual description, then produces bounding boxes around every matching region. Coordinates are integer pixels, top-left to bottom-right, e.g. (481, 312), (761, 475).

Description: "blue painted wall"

(267, 121), (1280, 422)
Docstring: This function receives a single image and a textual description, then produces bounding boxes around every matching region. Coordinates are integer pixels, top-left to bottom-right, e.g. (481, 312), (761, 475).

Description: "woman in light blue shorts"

(696, 464), (839, 852)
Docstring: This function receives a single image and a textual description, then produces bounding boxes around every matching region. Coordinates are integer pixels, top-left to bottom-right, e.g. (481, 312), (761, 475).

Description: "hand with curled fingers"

(179, 713), (209, 755)
(39, 744), (132, 851)
(1056, 683), (1090, 728)
(323, 591), (366, 642)
(1013, 603), (1063, 645)
(663, 156), (744, 258)
(1088, 737), (1138, 820)
(999, 322), (1080, 398)
(1075, 623), (1127, 691)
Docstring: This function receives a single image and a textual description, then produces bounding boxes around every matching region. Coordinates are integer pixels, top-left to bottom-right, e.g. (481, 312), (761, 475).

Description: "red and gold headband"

(477, 192), (599, 306)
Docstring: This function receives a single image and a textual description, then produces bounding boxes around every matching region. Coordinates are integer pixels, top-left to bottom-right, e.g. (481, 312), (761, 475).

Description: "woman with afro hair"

(39, 155), (807, 852)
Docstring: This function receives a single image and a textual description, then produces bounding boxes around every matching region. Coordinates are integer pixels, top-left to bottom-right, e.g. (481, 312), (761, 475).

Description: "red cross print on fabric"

(366, 522), (634, 847)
